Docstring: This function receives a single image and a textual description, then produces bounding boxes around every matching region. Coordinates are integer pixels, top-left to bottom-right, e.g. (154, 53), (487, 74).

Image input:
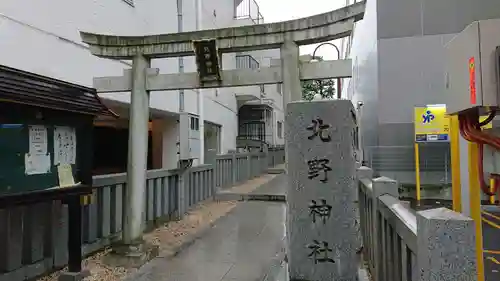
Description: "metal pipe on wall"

(195, 0), (205, 165)
(177, 0), (185, 113)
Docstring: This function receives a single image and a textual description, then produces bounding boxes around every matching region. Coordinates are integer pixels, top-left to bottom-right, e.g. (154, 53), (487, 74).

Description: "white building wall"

(244, 48), (285, 146)
(260, 50), (285, 146)
(0, 0), (247, 167)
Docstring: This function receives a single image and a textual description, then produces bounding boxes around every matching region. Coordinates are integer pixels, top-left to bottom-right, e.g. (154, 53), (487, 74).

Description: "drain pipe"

(177, 0), (185, 114)
(195, 0), (205, 164)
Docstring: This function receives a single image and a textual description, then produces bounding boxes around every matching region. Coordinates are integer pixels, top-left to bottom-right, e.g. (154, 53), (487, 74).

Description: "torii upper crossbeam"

(80, 1), (365, 59)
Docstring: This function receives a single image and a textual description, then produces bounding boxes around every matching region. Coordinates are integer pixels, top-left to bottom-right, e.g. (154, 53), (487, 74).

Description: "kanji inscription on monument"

(285, 100), (360, 281)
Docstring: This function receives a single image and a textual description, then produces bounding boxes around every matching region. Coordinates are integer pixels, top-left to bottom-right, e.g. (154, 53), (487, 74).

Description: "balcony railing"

(234, 0), (264, 24)
(236, 54), (259, 70)
(236, 55), (264, 96)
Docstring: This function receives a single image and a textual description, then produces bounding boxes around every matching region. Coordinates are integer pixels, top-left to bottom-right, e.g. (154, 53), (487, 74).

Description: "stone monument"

(285, 99), (361, 281)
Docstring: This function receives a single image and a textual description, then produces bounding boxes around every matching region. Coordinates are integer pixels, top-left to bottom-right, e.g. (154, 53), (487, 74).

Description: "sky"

(257, 0), (347, 60)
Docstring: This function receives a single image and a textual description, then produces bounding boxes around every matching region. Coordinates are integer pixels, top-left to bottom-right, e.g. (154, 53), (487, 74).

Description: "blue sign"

(422, 110), (435, 124)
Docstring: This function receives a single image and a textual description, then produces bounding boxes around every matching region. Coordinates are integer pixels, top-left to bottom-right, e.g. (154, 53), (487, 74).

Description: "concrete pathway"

(482, 206), (500, 280)
(125, 200), (286, 281)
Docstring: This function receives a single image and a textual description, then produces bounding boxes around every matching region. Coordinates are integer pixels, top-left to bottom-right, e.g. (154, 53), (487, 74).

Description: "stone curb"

(267, 168), (286, 174)
(216, 193), (287, 202)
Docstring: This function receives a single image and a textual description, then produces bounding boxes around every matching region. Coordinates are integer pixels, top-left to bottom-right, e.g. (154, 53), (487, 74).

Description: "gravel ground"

(37, 200), (238, 281)
(217, 174), (277, 195)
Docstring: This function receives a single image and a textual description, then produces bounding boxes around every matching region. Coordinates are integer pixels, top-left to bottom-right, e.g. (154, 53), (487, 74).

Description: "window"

(277, 121), (283, 138)
(190, 116), (200, 131)
(277, 83), (282, 95)
(122, 0), (134, 6)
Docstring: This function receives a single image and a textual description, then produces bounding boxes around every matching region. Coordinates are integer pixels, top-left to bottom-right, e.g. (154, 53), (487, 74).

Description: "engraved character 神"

(309, 199), (332, 224)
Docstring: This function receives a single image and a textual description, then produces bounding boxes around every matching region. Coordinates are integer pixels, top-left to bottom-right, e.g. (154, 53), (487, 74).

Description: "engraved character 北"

(309, 199), (332, 224)
(307, 158), (332, 183)
(307, 118), (331, 142)
(307, 240), (335, 264)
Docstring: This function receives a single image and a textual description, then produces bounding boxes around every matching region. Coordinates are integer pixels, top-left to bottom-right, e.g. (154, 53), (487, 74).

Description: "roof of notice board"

(0, 64), (118, 117)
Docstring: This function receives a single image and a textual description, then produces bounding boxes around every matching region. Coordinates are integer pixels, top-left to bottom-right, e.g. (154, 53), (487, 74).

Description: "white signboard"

(53, 126), (77, 165)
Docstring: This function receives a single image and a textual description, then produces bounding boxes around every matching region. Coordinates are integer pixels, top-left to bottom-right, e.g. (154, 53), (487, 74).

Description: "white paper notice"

(53, 126), (77, 165)
(29, 125), (48, 154)
(25, 153), (51, 175)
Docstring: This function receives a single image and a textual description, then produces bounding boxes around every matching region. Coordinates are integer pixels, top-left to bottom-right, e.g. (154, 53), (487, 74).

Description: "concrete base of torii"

(58, 270), (90, 281)
(102, 240), (159, 269)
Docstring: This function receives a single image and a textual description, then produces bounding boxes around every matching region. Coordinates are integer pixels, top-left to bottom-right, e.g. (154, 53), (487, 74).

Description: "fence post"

(176, 170), (188, 220)
(371, 177), (399, 281)
(232, 153), (237, 185)
(356, 166), (373, 266)
(211, 166), (217, 199)
(269, 147), (276, 168)
(247, 154), (252, 180)
(357, 166), (373, 201)
(357, 166), (373, 180)
(416, 208), (477, 281)
(256, 153), (260, 175)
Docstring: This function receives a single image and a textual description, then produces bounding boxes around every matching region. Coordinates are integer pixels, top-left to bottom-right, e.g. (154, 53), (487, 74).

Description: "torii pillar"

(80, 0), (365, 271)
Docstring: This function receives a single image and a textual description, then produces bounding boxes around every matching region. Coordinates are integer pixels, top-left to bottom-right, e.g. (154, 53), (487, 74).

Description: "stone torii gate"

(80, 0), (365, 265)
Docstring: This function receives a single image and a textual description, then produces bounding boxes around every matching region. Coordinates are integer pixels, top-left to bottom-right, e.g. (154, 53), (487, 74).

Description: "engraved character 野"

(307, 158), (332, 183)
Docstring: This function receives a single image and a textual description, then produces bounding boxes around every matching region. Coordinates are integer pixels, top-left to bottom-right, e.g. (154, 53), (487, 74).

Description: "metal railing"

(366, 145), (451, 185)
(236, 54), (259, 70)
(234, 0), (264, 24)
(357, 166), (478, 281)
(0, 148), (284, 281)
(239, 121), (266, 142)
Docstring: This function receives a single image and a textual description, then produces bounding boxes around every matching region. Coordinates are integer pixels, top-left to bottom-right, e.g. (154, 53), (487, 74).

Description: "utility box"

(445, 18), (500, 115)
(179, 113), (201, 160)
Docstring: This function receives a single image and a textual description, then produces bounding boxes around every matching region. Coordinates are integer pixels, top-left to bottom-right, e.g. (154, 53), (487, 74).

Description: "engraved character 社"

(307, 240), (335, 264)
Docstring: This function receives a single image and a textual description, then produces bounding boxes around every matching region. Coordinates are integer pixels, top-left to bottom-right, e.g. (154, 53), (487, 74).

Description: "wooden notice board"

(0, 102), (93, 196)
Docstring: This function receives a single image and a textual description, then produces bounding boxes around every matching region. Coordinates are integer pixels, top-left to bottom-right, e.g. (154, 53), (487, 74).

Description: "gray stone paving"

(482, 206), (500, 281)
(251, 175), (286, 197)
(125, 201), (286, 281)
